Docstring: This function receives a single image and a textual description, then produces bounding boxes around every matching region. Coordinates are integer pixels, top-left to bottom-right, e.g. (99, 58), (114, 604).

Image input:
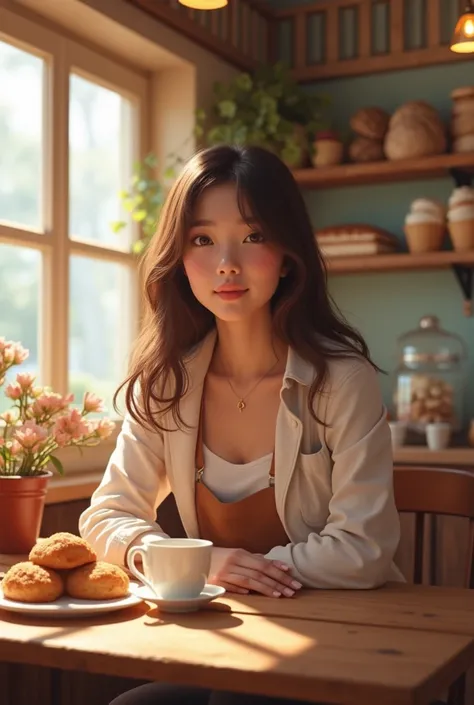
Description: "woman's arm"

(266, 359), (401, 589)
(79, 412), (170, 566)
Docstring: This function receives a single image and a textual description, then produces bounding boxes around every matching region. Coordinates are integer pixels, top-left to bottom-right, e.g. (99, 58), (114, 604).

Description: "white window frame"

(0, 6), (150, 473)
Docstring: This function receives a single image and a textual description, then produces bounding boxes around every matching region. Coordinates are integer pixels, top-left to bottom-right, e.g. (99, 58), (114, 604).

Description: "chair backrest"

(393, 466), (474, 588)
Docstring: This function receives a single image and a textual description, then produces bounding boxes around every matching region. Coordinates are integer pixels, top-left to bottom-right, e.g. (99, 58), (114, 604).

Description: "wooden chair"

(393, 466), (474, 705)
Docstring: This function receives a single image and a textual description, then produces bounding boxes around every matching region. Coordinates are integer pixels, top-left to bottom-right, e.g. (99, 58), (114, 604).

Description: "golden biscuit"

(66, 561), (129, 601)
(29, 532), (97, 570)
(2, 562), (64, 603)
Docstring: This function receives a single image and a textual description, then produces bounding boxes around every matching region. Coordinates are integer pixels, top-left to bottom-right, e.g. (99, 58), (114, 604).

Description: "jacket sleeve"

(266, 359), (401, 589)
(79, 411), (171, 566)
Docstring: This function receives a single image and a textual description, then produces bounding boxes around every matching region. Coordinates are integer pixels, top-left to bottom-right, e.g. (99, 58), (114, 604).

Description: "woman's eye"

(191, 235), (212, 247)
(244, 232), (264, 244)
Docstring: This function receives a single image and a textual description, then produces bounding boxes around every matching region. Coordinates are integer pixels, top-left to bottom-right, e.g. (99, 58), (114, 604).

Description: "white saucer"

(129, 583), (226, 613)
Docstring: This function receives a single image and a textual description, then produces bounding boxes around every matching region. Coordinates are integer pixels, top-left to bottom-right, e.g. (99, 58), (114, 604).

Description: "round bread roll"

(453, 133), (474, 153)
(350, 107), (390, 140)
(65, 561), (130, 600)
(451, 112), (474, 138)
(451, 86), (474, 101)
(29, 532), (97, 570)
(390, 101), (441, 129)
(2, 561), (64, 603)
(452, 98), (474, 117)
(349, 136), (385, 163)
(385, 116), (446, 160)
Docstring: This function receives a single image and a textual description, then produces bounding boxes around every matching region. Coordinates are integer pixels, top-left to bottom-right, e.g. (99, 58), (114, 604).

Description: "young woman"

(79, 144), (403, 705)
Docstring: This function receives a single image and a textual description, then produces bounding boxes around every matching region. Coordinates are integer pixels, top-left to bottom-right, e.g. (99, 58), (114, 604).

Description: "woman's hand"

(208, 547), (302, 597)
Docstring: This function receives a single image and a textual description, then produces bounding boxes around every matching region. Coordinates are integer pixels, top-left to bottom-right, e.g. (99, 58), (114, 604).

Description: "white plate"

(129, 583), (226, 613)
(0, 585), (142, 618)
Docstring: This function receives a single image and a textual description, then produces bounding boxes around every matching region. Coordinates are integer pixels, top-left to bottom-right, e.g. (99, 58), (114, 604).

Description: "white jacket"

(79, 331), (404, 589)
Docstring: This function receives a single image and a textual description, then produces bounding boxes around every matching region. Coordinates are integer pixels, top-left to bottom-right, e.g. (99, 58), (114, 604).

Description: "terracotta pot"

(0, 472), (52, 554)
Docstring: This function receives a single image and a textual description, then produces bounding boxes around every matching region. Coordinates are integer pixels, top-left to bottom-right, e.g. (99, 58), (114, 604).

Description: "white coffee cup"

(388, 421), (407, 449)
(425, 422), (451, 451)
(127, 538), (213, 600)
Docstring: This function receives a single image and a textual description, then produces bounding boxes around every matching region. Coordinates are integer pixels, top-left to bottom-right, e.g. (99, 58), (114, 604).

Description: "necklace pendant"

(237, 399), (246, 412)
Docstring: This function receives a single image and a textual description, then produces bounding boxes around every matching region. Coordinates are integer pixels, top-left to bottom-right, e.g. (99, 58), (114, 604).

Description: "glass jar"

(393, 315), (467, 433)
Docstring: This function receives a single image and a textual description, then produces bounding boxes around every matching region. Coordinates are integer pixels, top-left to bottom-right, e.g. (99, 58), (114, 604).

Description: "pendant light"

(450, 1), (474, 53)
(178, 0), (228, 8)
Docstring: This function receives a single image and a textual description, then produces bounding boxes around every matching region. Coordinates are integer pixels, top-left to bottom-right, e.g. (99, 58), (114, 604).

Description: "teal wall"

(268, 2), (474, 423)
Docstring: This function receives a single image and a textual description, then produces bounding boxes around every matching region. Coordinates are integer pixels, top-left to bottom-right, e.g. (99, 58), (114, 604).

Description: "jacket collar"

(185, 329), (315, 392)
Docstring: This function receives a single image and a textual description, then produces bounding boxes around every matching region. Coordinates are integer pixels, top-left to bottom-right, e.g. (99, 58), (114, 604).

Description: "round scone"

(65, 561), (130, 600)
(29, 532), (97, 570)
(2, 561), (64, 603)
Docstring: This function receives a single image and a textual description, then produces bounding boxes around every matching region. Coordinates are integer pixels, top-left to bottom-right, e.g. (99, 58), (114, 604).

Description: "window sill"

(45, 469), (104, 505)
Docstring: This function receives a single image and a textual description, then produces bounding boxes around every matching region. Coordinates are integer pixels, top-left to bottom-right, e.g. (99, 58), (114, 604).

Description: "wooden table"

(1, 556), (473, 705)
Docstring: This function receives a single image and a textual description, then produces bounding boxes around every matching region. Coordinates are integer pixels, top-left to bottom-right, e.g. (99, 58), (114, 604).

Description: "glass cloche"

(393, 315), (467, 433)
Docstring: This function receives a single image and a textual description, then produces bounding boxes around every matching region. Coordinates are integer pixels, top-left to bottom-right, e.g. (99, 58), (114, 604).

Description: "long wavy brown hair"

(116, 144), (377, 431)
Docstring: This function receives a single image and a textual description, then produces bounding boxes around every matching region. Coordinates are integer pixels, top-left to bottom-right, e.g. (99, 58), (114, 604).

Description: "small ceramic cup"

(127, 538), (213, 600)
(425, 422), (451, 451)
(388, 421), (407, 449)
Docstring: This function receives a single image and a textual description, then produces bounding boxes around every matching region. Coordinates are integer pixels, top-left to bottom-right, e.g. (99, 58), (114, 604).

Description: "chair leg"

(447, 673), (466, 705)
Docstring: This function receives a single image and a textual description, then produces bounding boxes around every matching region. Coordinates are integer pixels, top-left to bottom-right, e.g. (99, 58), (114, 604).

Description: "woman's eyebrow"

(189, 217), (258, 227)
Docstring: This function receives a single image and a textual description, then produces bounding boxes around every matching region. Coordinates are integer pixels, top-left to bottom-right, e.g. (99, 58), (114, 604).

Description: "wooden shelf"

(325, 249), (474, 275)
(394, 446), (474, 468)
(293, 153), (474, 189)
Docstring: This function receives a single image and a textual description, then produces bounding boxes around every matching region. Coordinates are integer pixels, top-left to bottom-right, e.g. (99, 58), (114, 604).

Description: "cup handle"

(127, 545), (158, 596)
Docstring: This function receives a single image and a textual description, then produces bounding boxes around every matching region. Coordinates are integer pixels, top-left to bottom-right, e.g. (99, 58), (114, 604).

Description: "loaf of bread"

(350, 107), (390, 140)
(385, 115), (446, 160)
(349, 136), (385, 163)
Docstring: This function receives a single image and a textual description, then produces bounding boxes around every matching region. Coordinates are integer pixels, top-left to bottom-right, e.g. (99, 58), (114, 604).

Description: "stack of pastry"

(384, 101), (446, 160)
(404, 198), (446, 253)
(315, 224), (398, 257)
(348, 107), (389, 163)
(451, 87), (474, 154)
(447, 186), (474, 251)
(1, 532), (129, 603)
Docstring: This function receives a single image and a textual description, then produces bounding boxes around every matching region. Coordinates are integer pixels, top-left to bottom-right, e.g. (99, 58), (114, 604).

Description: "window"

(0, 12), (149, 466)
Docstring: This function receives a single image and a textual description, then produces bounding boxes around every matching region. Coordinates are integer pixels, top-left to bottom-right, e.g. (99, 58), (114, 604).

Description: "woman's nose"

(217, 249), (241, 275)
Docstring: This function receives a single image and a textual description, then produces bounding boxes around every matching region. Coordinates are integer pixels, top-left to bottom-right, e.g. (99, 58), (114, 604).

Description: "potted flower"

(0, 337), (114, 554)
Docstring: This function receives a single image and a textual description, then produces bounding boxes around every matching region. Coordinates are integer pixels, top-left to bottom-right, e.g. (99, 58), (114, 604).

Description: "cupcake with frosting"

(447, 188), (474, 251)
(404, 198), (445, 253)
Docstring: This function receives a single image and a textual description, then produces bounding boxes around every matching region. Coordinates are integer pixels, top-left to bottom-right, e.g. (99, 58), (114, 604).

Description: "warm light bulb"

(450, 8), (474, 53)
(178, 0), (228, 8)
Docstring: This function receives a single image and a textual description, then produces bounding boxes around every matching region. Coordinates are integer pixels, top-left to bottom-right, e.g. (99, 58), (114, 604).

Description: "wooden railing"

(126, 0), (275, 71)
(274, 0), (467, 82)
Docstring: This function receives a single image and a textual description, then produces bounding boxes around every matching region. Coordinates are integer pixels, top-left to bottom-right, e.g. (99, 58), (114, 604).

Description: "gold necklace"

(227, 357), (280, 412)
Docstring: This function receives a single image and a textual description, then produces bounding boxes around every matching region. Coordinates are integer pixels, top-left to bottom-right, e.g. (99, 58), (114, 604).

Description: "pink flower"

(14, 420), (48, 452)
(8, 440), (22, 456)
(83, 392), (104, 414)
(2, 344), (15, 364)
(53, 408), (89, 447)
(31, 392), (74, 418)
(5, 383), (22, 400)
(92, 418), (115, 440)
(13, 343), (29, 364)
(0, 410), (18, 425)
(16, 372), (36, 391)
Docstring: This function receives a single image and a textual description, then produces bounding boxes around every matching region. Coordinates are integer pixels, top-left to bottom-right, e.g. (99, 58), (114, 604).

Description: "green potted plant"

(111, 152), (182, 255)
(0, 337), (114, 554)
(195, 62), (330, 168)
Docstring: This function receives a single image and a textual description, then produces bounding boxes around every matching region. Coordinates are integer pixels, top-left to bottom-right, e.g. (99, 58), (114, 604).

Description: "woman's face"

(182, 183), (285, 323)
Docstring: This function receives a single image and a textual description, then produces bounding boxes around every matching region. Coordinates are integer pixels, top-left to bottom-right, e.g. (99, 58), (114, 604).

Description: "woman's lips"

(214, 289), (248, 301)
